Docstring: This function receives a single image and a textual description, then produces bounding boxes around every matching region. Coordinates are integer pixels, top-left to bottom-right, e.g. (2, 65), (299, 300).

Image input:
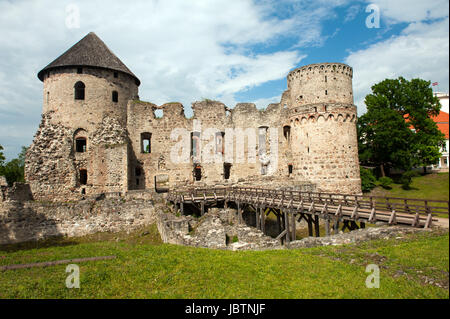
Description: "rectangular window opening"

(141, 133), (151, 153)
(79, 169), (87, 185)
(76, 138), (87, 153)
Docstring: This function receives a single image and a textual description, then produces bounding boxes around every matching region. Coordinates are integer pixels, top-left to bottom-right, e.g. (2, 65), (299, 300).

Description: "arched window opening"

(75, 137), (87, 153)
(224, 163), (231, 180)
(283, 126), (291, 142)
(215, 131), (225, 155)
(141, 133), (151, 153)
(191, 132), (201, 161)
(288, 164), (293, 176)
(79, 169), (87, 185)
(74, 81), (85, 100)
(112, 91), (118, 103)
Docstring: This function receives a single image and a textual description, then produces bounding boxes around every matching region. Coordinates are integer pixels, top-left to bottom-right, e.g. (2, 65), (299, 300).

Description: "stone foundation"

(0, 197), (156, 245)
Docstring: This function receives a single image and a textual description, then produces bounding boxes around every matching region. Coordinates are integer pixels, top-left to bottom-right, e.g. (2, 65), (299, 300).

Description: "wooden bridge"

(167, 187), (449, 244)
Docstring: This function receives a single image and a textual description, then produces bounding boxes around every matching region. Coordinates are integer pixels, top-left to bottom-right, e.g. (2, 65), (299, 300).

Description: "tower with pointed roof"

(26, 32), (141, 200)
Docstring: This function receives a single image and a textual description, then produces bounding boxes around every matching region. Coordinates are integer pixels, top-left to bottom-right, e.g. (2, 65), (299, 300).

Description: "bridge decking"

(167, 186), (449, 245)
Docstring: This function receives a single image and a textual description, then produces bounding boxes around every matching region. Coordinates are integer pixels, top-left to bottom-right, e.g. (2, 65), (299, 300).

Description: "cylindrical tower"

(37, 32), (140, 130)
(287, 63), (361, 194)
(26, 32), (140, 201)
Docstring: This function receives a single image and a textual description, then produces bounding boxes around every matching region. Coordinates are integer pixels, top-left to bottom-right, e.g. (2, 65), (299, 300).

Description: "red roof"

(432, 111), (449, 139)
(404, 111), (449, 139)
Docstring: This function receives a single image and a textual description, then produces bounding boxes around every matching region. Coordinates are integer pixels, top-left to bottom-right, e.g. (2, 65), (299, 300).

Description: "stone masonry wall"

(0, 197), (156, 245)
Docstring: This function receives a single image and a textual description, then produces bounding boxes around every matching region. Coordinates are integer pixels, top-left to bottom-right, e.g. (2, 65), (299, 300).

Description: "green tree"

(0, 144), (5, 166)
(0, 146), (28, 185)
(358, 77), (444, 176)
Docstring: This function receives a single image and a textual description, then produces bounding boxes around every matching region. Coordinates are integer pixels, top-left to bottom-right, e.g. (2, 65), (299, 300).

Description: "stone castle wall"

(25, 62), (362, 202)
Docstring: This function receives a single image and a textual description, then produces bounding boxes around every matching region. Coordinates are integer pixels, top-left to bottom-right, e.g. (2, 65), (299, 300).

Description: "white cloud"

(0, 0), (349, 159)
(369, 0), (449, 24)
(347, 2), (449, 114)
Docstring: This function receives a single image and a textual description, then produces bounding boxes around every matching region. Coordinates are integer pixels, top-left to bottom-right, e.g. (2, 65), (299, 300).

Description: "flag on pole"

(432, 82), (439, 86)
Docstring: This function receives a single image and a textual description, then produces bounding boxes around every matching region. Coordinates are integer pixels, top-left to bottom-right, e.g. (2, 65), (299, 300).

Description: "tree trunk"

(380, 164), (385, 177)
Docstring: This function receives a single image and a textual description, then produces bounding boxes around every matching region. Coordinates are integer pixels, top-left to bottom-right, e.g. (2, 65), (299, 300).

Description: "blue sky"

(0, 0), (448, 160)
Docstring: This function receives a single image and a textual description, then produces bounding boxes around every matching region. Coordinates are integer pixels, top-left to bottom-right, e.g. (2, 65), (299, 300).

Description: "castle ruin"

(25, 32), (362, 202)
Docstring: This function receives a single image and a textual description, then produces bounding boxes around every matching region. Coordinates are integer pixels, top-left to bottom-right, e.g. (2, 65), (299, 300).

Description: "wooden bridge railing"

(168, 186), (449, 219)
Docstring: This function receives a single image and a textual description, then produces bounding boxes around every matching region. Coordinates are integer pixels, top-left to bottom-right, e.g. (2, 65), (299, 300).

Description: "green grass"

(368, 173), (449, 202)
(0, 225), (448, 299)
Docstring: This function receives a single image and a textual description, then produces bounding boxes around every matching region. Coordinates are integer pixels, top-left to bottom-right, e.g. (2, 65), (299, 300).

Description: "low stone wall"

(288, 226), (423, 249)
(0, 183), (33, 203)
(0, 198), (156, 245)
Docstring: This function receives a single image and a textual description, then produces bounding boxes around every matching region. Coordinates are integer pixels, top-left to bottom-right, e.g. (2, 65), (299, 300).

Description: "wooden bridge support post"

(201, 201), (205, 216)
(284, 210), (290, 244)
(324, 217), (331, 237)
(261, 207), (266, 234)
(290, 211), (296, 241)
(180, 202), (184, 215)
(314, 215), (320, 237)
(237, 202), (242, 224)
(256, 206), (260, 230)
(307, 215), (313, 237)
(277, 212), (282, 234)
(333, 219), (340, 235)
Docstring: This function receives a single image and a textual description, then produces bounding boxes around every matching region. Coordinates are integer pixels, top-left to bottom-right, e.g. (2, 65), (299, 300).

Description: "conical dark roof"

(37, 32), (140, 85)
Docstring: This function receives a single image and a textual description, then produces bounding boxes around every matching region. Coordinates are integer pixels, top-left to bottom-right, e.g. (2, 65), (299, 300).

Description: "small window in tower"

(141, 133), (151, 153)
(75, 137), (87, 153)
(288, 164), (293, 175)
(325, 75), (327, 82)
(114, 72), (118, 78)
(325, 90), (328, 95)
(79, 169), (87, 185)
(47, 92), (50, 104)
(74, 81), (85, 100)
(194, 166), (202, 181)
(283, 126), (291, 142)
(135, 167), (142, 177)
(215, 132), (225, 154)
(112, 91), (118, 103)
(77, 67), (83, 74)
(224, 163), (231, 180)
(191, 132), (201, 159)
(136, 178), (140, 186)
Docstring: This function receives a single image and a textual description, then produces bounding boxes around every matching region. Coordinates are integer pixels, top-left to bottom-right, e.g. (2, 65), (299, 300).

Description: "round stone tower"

(37, 32), (140, 130)
(287, 63), (361, 194)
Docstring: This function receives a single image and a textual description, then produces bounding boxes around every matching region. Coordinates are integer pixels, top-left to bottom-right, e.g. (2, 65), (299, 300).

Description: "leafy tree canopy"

(358, 77), (445, 176)
(0, 146), (28, 186)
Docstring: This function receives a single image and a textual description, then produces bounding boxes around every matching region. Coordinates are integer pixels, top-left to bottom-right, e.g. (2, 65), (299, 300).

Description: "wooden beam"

(291, 211), (296, 241)
(314, 215), (320, 237)
(325, 218), (330, 236)
(284, 210), (290, 244)
(261, 207), (266, 234)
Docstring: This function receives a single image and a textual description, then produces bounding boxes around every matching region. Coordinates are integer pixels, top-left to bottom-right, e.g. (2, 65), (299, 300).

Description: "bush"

(400, 171), (416, 190)
(378, 176), (393, 189)
(360, 167), (377, 192)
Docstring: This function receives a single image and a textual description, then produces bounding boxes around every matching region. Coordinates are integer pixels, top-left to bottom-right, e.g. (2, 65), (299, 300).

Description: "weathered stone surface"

(156, 209), (282, 250)
(288, 226), (423, 249)
(0, 176), (7, 187)
(26, 33), (362, 202)
(0, 198), (156, 245)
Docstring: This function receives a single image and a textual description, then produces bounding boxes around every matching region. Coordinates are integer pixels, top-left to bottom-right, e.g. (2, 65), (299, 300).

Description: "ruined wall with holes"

(25, 62), (361, 202)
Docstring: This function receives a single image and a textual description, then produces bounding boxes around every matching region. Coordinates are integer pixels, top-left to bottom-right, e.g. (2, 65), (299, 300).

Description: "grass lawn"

(368, 172), (449, 202)
(0, 225), (448, 299)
